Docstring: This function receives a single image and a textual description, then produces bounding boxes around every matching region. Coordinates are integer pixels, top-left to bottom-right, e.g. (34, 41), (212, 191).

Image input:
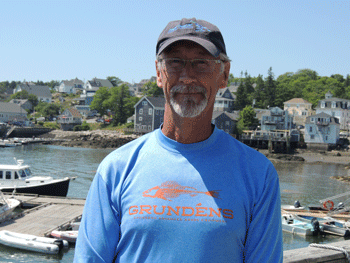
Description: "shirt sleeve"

(244, 164), (283, 262)
(74, 173), (120, 263)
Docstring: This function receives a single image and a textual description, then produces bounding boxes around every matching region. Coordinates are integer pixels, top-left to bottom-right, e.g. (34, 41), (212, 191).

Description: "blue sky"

(1, 0), (349, 84)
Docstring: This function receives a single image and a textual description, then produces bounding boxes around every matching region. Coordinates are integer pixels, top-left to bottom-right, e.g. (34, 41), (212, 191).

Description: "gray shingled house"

(0, 102), (27, 123)
(14, 83), (52, 103)
(134, 96), (165, 133)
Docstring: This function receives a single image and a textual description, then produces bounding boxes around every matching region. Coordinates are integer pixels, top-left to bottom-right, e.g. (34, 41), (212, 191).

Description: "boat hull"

(51, 230), (78, 243)
(0, 178), (71, 197)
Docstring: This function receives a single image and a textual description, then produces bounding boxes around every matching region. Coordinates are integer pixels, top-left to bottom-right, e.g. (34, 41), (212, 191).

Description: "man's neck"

(161, 106), (214, 144)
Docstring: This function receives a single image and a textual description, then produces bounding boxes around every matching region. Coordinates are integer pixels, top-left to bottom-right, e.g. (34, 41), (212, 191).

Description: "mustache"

(170, 85), (207, 95)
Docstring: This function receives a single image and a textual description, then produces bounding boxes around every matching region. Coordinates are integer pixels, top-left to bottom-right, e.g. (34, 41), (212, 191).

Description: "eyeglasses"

(159, 58), (222, 73)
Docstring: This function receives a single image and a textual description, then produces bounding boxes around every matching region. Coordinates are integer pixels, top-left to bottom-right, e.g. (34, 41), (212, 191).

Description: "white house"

(304, 112), (340, 147)
(214, 87), (235, 112)
(315, 91), (350, 130)
(58, 78), (84, 94)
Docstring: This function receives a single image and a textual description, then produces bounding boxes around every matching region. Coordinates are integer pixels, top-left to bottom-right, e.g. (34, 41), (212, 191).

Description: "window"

(325, 136), (328, 141)
(15, 172), (18, 179)
(311, 135), (315, 140)
(149, 108), (152, 115)
(139, 117), (143, 121)
(332, 102), (336, 108)
(309, 126), (313, 132)
(148, 125), (151, 130)
(0, 171), (2, 179)
(139, 109), (143, 114)
(142, 101), (147, 105)
(155, 110), (159, 115)
(225, 121), (230, 126)
(321, 102), (325, 108)
(6, 171), (11, 179)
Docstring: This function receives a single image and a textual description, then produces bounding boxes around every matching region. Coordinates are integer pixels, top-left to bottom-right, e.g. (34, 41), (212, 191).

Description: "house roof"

(0, 102), (25, 113)
(212, 111), (239, 121)
(17, 83), (52, 98)
(61, 78), (84, 86)
(284, 98), (311, 104)
(66, 107), (82, 118)
(305, 112), (339, 124)
(145, 96), (165, 108)
(87, 78), (113, 88)
(9, 99), (30, 106)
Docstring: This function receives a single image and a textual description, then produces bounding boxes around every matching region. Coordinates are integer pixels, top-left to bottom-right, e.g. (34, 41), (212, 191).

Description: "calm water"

(0, 144), (350, 261)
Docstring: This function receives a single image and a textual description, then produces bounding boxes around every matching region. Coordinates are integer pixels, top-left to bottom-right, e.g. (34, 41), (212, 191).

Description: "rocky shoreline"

(38, 129), (140, 149)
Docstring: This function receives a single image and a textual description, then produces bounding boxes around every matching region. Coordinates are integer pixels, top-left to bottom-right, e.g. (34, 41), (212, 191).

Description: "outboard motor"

(53, 239), (64, 252)
(294, 200), (301, 208)
(311, 217), (321, 236)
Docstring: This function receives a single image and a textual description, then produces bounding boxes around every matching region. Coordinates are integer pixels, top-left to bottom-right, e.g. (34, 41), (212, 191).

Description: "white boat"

(281, 200), (306, 211)
(51, 230), (78, 243)
(0, 230), (68, 254)
(282, 214), (321, 236)
(299, 215), (350, 237)
(0, 159), (75, 197)
(0, 191), (21, 221)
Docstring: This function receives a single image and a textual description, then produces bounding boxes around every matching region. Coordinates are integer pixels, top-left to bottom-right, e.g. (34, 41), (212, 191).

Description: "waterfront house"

(0, 102), (27, 123)
(14, 83), (52, 103)
(9, 99), (33, 112)
(261, 107), (294, 131)
(57, 78), (84, 94)
(81, 78), (113, 105)
(57, 108), (82, 131)
(283, 98), (313, 127)
(214, 87), (235, 112)
(212, 111), (238, 135)
(127, 77), (157, 97)
(134, 96), (165, 133)
(315, 91), (350, 130)
(304, 112), (340, 150)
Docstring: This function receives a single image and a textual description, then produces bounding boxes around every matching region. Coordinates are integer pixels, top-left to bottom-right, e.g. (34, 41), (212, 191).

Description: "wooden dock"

(0, 193), (84, 237)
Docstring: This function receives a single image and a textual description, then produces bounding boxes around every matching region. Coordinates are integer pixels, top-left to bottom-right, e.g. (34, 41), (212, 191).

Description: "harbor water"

(1, 144), (350, 262)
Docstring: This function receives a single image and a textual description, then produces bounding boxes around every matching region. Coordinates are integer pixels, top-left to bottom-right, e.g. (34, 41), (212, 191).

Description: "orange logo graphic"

(142, 181), (220, 201)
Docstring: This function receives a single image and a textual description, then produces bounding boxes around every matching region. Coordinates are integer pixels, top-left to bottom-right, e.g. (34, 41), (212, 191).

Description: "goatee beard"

(169, 85), (208, 118)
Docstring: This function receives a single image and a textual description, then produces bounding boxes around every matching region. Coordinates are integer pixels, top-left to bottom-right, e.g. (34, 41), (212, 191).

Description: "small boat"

(299, 215), (350, 237)
(51, 230), (78, 243)
(0, 230), (68, 254)
(282, 200), (306, 211)
(282, 214), (322, 236)
(0, 159), (75, 197)
(0, 191), (21, 221)
(70, 221), (80, 230)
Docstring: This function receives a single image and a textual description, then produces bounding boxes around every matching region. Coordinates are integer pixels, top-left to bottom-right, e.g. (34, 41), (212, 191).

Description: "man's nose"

(179, 62), (196, 84)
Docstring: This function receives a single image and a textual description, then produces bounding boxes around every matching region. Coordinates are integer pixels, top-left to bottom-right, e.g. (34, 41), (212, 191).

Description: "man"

(74, 18), (283, 262)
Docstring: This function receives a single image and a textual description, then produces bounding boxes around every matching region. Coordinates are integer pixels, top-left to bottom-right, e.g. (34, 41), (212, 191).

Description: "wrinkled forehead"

(160, 40), (215, 59)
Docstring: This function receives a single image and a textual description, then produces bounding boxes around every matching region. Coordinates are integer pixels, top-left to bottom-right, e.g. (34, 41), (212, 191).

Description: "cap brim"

(157, 36), (220, 57)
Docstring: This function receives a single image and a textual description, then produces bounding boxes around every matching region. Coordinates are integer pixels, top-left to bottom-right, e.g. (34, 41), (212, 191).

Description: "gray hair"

(156, 52), (230, 73)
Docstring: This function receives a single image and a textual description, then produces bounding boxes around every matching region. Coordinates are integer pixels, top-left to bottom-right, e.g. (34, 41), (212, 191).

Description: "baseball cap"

(156, 18), (226, 57)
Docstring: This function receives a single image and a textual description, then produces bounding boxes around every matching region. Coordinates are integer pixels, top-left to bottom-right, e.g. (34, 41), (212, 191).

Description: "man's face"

(156, 41), (230, 118)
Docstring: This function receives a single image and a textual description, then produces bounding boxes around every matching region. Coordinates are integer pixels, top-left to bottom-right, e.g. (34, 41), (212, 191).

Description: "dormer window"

(332, 102), (336, 108)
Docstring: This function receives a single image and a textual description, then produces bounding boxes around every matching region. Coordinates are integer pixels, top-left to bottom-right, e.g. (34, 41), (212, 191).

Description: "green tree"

(142, 81), (164, 97)
(11, 90), (29, 100)
(237, 105), (259, 133)
(42, 103), (61, 118)
(108, 84), (132, 125)
(265, 67), (277, 107)
(253, 75), (266, 108)
(90, 87), (111, 117)
(28, 94), (38, 110)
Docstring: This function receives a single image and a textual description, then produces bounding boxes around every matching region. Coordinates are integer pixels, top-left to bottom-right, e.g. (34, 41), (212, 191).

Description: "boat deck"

(0, 193), (84, 237)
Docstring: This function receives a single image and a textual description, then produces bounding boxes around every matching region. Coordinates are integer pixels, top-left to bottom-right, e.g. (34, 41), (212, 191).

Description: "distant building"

(214, 87), (235, 112)
(58, 78), (84, 94)
(315, 91), (350, 130)
(212, 111), (238, 135)
(57, 107), (82, 131)
(128, 77), (157, 97)
(261, 107), (293, 131)
(134, 96), (165, 133)
(283, 98), (313, 127)
(0, 102), (27, 123)
(9, 99), (33, 112)
(82, 78), (113, 105)
(304, 112), (340, 149)
(14, 83), (52, 103)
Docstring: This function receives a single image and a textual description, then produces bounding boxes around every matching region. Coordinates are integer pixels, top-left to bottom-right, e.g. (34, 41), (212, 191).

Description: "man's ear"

(220, 61), (231, 89)
(155, 60), (163, 88)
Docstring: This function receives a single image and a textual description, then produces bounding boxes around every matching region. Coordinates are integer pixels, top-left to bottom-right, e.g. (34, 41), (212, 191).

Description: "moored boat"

(299, 215), (350, 237)
(0, 159), (75, 197)
(51, 230), (78, 243)
(0, 230), (68, 254)
(0, 191), (21, 221)
(282, 214), (322, 236)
